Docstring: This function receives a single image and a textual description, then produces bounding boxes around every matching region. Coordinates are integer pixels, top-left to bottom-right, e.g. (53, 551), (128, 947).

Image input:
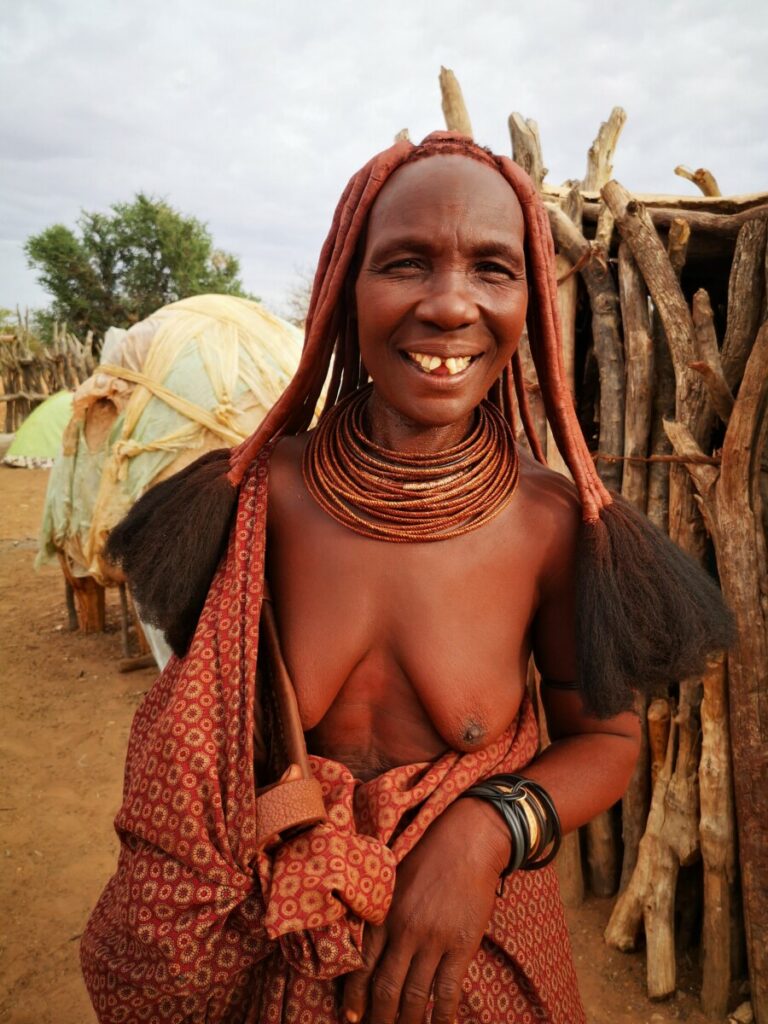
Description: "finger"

(341, 923), (387, 1023)
(368, 949), (412, 1024)
(395, 952), (442, 1024)
(430, 953), (469, 1024)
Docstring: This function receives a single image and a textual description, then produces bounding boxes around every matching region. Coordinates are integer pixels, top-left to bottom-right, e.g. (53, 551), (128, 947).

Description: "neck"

(366, 389), (474, 455)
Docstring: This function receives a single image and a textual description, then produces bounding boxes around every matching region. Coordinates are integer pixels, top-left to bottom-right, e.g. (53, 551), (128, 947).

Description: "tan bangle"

(518, 795), (541, 853)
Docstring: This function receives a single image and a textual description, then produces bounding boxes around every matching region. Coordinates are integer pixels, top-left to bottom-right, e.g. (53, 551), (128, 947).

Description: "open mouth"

(402, 351), (479, 377)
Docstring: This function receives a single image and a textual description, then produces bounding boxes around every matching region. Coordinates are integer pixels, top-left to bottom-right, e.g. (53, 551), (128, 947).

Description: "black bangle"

(460, 774), (562, 877)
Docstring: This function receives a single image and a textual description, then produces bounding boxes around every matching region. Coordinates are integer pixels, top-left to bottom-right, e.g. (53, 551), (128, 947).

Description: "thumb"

(279, 763), (303, 783)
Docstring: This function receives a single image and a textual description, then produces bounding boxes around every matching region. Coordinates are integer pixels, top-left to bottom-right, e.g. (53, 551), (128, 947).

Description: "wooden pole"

(439, 66), (473, 137)
(546, 204), (625, 493)
(699, 653), (737, 1019)
(605, 682), (702, 999)
(721, 218), (767, 390)
(508, 112), (547, 191)
(665, 323), (768, 1022)
(674, 165), (722, 197)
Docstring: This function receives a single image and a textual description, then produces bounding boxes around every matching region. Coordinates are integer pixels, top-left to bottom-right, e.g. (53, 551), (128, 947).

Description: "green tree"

(25, 193), (250, 341)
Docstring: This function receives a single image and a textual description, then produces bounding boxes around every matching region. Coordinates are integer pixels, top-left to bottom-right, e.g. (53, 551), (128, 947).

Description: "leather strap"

(255, 584), (327, 849)
(255, 777), (328, 849)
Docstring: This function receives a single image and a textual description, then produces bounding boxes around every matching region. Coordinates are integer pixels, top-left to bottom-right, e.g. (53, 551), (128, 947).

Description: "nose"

(414, 271), (479, 331)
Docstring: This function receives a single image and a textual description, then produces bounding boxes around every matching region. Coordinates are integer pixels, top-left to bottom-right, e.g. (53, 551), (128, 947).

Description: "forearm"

(519, 730), (640, 834)
(447, 729), (640, 870)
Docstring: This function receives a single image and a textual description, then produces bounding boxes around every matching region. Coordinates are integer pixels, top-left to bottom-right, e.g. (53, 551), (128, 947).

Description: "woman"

(82, 132), (730, 1024)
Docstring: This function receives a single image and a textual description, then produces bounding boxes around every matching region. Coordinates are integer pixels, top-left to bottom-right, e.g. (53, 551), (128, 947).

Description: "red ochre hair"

(107, 131), (732, 717)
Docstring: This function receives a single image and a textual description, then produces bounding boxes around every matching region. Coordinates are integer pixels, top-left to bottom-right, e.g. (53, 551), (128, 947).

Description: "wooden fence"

(0, 318), (95, 432)
(438, 67), (767, 1023)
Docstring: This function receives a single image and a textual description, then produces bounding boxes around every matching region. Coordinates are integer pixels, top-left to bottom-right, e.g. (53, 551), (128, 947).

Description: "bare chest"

(266, 460), (543, 759)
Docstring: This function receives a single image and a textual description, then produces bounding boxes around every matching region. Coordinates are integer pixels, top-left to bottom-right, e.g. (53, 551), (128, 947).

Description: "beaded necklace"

(301, 385), (519, 542)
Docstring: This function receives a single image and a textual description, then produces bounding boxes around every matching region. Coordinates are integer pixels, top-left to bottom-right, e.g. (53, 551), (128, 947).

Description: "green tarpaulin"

(4, 391), (73, 468)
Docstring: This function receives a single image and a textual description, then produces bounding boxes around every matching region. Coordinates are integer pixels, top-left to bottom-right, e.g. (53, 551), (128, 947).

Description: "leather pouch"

(254, 584), (327, 849)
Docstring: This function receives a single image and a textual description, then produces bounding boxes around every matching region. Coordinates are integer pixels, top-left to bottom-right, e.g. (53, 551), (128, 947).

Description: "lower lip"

(400, 354), (481, 384)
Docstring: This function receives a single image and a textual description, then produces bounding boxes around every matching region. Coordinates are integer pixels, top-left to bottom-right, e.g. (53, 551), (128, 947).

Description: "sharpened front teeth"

(406, 352), (473, 375)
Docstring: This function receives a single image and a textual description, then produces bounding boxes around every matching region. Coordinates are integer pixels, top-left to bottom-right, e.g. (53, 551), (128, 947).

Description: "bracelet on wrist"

(459, 774), (562, 878)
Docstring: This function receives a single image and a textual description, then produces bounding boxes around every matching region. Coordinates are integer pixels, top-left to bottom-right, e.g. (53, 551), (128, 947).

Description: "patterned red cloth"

(81, 451), (586, 1023)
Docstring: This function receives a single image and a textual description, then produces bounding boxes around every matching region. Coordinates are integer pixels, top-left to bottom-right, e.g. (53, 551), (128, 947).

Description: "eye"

(476, 261), (517, 278)
(384, 257), (424, 271)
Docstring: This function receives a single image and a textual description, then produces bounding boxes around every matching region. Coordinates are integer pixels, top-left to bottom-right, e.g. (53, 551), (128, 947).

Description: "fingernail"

(344, 1011), (359, 1023)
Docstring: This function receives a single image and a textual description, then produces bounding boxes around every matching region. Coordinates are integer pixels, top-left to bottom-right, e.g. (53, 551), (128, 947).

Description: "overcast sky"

(2, 0), (767, 321)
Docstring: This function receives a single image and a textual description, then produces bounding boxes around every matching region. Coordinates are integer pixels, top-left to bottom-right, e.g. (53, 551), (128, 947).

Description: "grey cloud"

(2, 0), (766, 314)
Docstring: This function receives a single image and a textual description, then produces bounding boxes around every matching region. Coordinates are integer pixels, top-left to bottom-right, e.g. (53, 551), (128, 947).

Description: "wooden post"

(602, 185), (710, 563)
(508, 112), (547, 191)
(665, 323), (768, 1022)
(547, 183), (580, 478)
(439, 66), (473, 137)
(546, 204), (625, 492)
(58, 554), (106, 633)
(720, 218), (767, 390)
(647, 698), (671, 786)
(605, 681), (702, 1000)
(699, 653), (737, 1019)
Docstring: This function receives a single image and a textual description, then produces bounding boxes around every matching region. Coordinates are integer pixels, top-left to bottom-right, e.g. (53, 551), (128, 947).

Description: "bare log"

(586, 810), (618, 897)
(439, 67), (472, 137)
(581, 200), (768, 238)
(602, 185), (698, 374)
(118, 653), (157, 674)
(699, 653), (737, 1019)
(665, 322), (768, 1021)
(547, 184), (580, 478)
(516, 328), (547, 455)
(583, 107), (627, 191)
(647, 219), (689, 532)
(582, 108), (626, 251)
(604, 183), (712, 560)
(647, 698), (671, 785)
(691, 289), (733, 427)
(618, 243), (654, 511)
(674, 164), (722, 197)
(546, 203), (624, 491)
(721, 217), (768, 390)
(606, 683), (701, 1000)
(616, 242), (654, 889)
(606, 679), (704, 999)
(556, 832), (586, 908)
(543, 186), (767, 215)
(58, 554), (105, 633)
(508, 112), (546, 190)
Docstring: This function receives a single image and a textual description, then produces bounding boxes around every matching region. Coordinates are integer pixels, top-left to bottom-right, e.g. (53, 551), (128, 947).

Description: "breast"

(268, 523), (535, 763)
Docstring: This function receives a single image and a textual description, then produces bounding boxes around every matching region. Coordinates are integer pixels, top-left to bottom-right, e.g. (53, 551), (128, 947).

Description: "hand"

(341, 797), (510, 1024)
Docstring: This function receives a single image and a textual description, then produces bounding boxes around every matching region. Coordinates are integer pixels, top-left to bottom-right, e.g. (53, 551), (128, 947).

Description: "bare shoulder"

(513, 448), (582, 581)
(266, 433), (311, 515)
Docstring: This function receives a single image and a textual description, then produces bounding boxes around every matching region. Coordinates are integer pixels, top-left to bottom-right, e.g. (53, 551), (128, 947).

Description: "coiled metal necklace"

(302, 385), (519, 542)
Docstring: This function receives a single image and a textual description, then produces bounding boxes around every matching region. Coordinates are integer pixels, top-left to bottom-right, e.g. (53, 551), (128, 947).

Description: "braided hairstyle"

(108, 131), (732, 717)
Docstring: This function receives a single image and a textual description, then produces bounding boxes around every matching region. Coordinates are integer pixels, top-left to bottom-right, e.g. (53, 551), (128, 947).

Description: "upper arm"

(530, 477), (579, 687)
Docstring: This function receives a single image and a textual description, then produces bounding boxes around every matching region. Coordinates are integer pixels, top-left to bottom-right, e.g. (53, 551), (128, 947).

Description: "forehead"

(364, 154), (525, 248)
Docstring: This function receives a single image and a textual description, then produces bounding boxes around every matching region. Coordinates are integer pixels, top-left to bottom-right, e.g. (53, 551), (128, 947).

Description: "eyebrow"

(368, 235), (525, 264)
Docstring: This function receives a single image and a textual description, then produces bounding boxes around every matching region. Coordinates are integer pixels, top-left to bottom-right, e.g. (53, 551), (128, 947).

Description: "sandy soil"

(0, 465), (711, 1024)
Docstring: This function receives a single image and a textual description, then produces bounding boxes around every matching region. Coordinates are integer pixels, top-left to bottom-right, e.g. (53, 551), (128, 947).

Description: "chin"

(379, 387), (486, 430)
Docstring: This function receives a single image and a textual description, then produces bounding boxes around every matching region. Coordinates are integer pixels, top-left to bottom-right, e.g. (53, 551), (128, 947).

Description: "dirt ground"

(0, 466), (713, 1024)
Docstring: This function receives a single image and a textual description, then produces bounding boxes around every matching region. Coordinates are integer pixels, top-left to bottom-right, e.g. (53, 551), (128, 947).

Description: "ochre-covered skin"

(266, 157), (640, 1024)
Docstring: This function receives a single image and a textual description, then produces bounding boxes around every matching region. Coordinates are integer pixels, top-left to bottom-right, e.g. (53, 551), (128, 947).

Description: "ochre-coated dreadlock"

(108, 132), (732, 717)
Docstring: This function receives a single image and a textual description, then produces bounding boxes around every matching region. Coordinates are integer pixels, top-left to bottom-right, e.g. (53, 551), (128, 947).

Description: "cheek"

(491, 290), (528, 358)
(355, 283), (408, 355)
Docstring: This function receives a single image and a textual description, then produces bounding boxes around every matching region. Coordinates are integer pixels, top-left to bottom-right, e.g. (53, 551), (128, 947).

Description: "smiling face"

(354, 154), (528, 431)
